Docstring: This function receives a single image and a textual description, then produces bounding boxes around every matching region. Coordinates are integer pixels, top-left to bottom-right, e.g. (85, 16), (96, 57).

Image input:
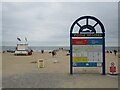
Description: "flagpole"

(17, 37), (18, 45)
(16, 37), (18, 48)
(26, 40), (27, 44)
(25, 37), (27, 45)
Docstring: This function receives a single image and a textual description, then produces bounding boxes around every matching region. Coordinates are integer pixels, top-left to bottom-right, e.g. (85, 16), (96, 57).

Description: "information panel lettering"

(72, 39), (103, 67)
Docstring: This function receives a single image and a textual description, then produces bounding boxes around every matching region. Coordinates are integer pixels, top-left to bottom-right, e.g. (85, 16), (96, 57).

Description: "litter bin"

(38, 59), (44, 68)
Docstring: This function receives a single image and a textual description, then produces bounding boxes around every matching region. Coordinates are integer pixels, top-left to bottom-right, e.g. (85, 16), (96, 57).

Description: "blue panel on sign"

(88, 39), (103, 45)
(73, 62), (98, 67)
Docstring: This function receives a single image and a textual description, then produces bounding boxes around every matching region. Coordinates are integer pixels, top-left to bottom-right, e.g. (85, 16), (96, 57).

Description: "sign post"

(109, 62), (116, 75)
(70, 16), (106, 75)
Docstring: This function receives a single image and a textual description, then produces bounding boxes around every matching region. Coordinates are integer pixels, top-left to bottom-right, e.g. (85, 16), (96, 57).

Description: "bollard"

(38, 59), (44, 68)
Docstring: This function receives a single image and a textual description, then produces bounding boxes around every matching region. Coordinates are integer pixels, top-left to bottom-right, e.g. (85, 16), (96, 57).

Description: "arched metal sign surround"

(70, 16), (105, 75)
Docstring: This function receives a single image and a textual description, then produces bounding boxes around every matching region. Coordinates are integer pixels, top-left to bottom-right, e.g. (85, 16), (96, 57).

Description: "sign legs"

(102, 36), (106, 75)
(70, 37), (73, 74)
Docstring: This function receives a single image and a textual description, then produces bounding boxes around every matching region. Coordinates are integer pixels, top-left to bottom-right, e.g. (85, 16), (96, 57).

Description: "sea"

(1, 46), (119, 52)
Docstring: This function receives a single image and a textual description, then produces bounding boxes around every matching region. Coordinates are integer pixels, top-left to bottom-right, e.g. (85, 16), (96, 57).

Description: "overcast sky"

(2, 2), (118, 46)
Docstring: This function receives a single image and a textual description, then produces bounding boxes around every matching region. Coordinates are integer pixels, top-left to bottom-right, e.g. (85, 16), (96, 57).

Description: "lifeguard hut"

(15, 44), (28, 55)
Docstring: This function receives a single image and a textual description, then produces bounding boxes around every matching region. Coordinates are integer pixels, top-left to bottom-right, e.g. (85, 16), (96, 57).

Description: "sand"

(2, 50), (119, 88)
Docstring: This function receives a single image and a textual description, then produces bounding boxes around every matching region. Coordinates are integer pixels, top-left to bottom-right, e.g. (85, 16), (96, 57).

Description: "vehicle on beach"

(7, 49), (15, 53)
(14, 44), (28, 55)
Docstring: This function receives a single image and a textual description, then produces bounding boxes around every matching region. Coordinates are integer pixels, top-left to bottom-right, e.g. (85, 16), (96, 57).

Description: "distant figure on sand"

(30, 49), (33, 52)
(41, 50), (44, 54)
(113, 50), (117, 56)
(15, 47), (17, 50)
(110, 51), (112, 53)
(66, 50), (70, 56)
(106, 50), (109, 53)
(52, 50), (56, 57)
(69, 50), (70, 53)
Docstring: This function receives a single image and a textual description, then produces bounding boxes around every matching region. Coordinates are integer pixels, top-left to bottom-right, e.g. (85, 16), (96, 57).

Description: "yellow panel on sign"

(72, 57), (88, 62)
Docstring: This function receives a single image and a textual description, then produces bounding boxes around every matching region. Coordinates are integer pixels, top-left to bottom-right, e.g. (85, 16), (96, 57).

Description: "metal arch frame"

(70, 16), (105, 33)
(70, 16), (106, 75)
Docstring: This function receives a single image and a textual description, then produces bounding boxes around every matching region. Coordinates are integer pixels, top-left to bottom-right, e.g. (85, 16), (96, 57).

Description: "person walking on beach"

(52, 50), (56, 57)
(113, 50), (117, 56)
(30, 49), (33, 52)
(110, 51), (112, 53)
(41, 50), (44, 54)
(106, 50), (109, 53)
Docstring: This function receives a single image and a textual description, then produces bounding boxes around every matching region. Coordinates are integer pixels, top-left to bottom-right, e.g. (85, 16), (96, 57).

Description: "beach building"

(14, 44), (28, 55)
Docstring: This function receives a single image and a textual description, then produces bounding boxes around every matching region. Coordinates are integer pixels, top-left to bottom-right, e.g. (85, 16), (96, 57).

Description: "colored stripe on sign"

(88, 39), (103, 45)
(72, 39), (87, 45)
(72, 57), (88, 62)
(73, 62), (98, 67)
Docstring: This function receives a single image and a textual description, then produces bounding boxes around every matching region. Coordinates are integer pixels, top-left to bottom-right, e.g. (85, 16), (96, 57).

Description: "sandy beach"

(2, 50), (118, 88)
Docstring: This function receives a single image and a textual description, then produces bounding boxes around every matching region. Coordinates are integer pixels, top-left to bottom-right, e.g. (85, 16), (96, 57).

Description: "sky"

(2, 2), (118, 46)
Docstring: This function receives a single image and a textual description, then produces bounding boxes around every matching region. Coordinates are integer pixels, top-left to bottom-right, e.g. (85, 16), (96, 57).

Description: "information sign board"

(72, 39), (103, 67)
(70, 16), (105, 75)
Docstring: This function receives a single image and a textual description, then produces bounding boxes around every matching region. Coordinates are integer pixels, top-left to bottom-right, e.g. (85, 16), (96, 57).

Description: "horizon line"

(1, 45), (119, 47)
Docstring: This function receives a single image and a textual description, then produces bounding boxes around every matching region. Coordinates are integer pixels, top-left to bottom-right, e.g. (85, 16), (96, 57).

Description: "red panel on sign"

(110, 66), (116, 72)
(72, 39), (87, 45)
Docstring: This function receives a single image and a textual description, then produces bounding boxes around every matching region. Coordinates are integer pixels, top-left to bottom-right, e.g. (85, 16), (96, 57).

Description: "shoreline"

(1, 46), (119, 52)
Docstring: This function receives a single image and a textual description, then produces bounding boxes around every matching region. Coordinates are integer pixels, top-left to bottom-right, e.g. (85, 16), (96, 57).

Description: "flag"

(17, 37), (21, 41)
(25, 37), (27, 41)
